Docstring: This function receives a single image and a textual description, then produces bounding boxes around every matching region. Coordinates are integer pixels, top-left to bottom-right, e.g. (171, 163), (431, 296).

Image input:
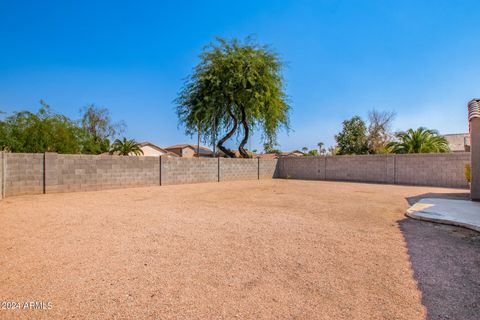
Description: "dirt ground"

(0, 179), (479, 320)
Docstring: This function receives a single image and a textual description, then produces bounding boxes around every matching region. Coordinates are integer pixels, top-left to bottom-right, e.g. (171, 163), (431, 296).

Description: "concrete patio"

(407, 198), (480, 232)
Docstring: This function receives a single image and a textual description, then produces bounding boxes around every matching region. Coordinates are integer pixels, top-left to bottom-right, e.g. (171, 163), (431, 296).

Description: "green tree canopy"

(263, 142), (281, 155)
(334, 116), (369, 155)
(176, 37), (290, 158)
(0, 101), (83, 153)
(0, 101), (128, 154)
(386, 127), (450, 154)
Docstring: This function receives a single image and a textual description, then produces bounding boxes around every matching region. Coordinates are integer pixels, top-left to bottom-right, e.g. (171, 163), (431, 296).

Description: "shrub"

(464, 164), (471, 183)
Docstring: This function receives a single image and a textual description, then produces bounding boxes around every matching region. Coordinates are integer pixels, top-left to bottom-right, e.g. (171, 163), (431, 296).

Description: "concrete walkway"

(407, 198), (480, 232)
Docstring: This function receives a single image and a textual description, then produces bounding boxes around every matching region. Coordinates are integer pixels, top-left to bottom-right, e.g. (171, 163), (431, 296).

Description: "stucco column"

(468, 99), (480, 201)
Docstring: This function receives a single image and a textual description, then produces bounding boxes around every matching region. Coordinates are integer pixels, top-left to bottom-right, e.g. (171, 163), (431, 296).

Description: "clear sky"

(1, 0), (479, 152)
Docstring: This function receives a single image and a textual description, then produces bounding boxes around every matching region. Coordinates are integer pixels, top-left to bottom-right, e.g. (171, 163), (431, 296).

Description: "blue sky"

(1, 0), (479, 152)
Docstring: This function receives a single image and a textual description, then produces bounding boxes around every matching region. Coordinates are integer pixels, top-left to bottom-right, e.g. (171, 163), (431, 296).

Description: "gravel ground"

(0, 179), (477, 320)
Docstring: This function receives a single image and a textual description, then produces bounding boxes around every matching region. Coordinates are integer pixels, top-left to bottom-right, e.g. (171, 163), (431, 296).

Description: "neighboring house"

(257, 150), (305, 159)
(281, 150), (305, 157)
(257, 153), (280, 159)
(444, 133), (470, 152)
(137, 142), (178, 157)
(103, 142), (178, 157)
(165, 144), (214, 157)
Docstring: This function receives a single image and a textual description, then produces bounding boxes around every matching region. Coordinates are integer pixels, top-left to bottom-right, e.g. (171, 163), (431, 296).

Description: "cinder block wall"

(219, 158), (258, 181)
(259, 159), (279, 179)
(4, 153), (44, 197)
(278, 153), (470, 188)
(49, 154), (160, 193)
(325, 154), (395, 184)
(161, 157), (218, 185)
(280, 156), (323, 180)
(395, 153), (470, 188)
(0, 154), (280, 197)
(0, 152), (471, 197)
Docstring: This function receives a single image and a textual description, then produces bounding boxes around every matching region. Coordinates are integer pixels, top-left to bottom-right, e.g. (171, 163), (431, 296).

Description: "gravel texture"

(0, 179), (477, 319)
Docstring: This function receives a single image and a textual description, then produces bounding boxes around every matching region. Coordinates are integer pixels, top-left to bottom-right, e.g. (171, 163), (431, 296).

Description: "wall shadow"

(399, 193), (480, 320)
(405, 192), (470, 206)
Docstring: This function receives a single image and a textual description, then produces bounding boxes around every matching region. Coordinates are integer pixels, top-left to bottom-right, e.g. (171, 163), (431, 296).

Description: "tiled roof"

(165, 144), (213, 152)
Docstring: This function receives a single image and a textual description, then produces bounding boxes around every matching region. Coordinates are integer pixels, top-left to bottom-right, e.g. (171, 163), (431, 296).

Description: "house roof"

(139, 142), (179, 157)
(281, 150), (305, 156)
(257, 153), (279, 159)
(165, 144), (213, 154)
(165, 144), (211, 151)
(139, 142), (170, 153)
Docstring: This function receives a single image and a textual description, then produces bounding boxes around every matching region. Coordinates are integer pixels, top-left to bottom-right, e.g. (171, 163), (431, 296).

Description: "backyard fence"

(0, 151), (470, 198)
(0, 152), (278, 197)
(276, 153), (470, 189)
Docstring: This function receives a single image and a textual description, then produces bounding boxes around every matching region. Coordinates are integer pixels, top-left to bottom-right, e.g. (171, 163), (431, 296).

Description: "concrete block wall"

(259, 159), (279, 179)
(0, 152), (471, 197)
(51, 154), (160, 193)
(395, 153), (470, 188)
(281, 156), (323, 180)
(278, 153), (470, 188)
(161, 157), (218, 185)
(4, 153), (44, 196)
(219, 158), (258, 181)
(325, 154), (394, 184)
(0, 154), (280, 197)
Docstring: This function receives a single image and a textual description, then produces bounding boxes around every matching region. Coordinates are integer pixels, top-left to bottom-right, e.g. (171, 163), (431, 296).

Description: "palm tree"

(109, 138), (144, 156)
(317, 142), (324, 154)
(302, 147), (308, 153)
(386, 127), (450, 154)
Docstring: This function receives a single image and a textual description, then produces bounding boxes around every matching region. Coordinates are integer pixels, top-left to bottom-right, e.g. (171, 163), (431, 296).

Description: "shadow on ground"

(406, 191), (470, 206)
(400, 192), (480, 320)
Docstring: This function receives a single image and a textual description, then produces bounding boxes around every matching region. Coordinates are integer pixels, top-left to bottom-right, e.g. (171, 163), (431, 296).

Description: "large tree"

(0, 101), (83, 153)
(317, 142), (324, 155)
(367, 110), (395, 154)
(386, 127), (450, 153)
(334, 116), (369, 155)
(176, 37), (290, 158)
(80, 104), (125, 154)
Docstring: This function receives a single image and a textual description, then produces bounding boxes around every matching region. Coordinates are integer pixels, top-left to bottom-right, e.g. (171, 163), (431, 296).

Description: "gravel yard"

(1, 179), (478, 319)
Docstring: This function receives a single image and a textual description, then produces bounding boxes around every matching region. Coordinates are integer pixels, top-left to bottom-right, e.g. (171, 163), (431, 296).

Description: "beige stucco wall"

(471, 118), (480, 200)
(181, 147), (196, 158)
(165, 146), (212, 158)
(137, 145), (165, 157)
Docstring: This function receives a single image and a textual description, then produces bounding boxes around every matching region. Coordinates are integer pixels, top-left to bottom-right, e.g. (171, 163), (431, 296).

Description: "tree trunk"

(217, 105), (237, 158)
(197, 125), (200, 158)
(238, 106), (250, 158)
